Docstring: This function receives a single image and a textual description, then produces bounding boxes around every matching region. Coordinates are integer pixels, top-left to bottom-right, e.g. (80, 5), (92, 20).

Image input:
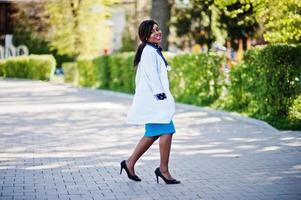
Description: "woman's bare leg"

(159, 134), (174, 180)
(126, 136), (159, 175)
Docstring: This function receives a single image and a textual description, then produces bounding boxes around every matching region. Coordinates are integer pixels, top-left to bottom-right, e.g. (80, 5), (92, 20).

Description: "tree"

(118, 0), (151, 51)
(216, 0), (301, 44)
(12, 2), (50, 53)
(172, 0), (216, 48)
(218, 1), (260, 41)
(260, 0), (301, 43)
(45, 0), (113, 58)
(151, 0), (172, 50)
(12, 0), (116, 63)
(11, 2), (74, 66)
(172, 0), (260, 49)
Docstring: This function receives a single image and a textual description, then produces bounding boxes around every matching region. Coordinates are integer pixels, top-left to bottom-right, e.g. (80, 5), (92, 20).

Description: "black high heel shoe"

(155, 167), (180, 184)
(120, 160), (141, 182)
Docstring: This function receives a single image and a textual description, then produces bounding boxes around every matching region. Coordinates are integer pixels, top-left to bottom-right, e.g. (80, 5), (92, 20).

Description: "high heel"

(154, 167), (180, 184)
(120, 160), (141, 182)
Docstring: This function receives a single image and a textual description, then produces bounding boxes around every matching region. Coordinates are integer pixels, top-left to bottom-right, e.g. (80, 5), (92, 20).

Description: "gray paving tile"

(0, 79), (300, 200)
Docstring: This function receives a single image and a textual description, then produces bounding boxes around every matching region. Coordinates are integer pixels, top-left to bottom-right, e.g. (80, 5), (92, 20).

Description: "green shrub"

(62, 45), (300, 129)
(169, 53), (225, 106)
(71, 52), (135, 92)
(94, 56), (110, 89)
(107, 54), (124, 91)
(75, 56), (111, 88)
(259, 45), (301, 117)
(62, 62), (78, 85)
(0, 55), (56, 80)
(109, 52), (135, 93)
(289, 95), (301, 122)
(64, 51), (224, 100)
(0, 60), (4, 76)
(226, 44), (301, 125)
(225, 48), (262, 112)
(62, 45), (301, 129)
(77, 58), (100, 88)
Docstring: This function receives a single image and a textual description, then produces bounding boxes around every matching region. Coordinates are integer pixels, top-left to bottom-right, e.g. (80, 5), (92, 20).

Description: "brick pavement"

(0, 78), (300, 200)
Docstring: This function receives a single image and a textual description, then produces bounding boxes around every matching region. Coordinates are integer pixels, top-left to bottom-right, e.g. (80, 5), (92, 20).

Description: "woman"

(120, 20), (180, 184)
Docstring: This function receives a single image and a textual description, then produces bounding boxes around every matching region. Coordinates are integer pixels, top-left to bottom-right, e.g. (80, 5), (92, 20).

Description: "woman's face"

(147, 24), (162, 44)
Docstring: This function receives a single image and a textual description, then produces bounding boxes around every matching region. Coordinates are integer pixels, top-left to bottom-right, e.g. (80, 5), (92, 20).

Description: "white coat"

(126, 45), (176, 124)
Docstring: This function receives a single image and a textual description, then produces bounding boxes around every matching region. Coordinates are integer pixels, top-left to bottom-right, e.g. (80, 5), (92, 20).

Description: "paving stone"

(0, 79), (300, 200)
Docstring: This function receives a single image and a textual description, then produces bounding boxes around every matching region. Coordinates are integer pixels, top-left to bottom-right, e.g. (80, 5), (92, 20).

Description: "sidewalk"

(0, 78), (300, 200)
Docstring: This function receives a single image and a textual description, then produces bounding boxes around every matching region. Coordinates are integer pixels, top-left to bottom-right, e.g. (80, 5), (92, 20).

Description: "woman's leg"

(159, 134), (175, 180)
(127, 136), (159, 175)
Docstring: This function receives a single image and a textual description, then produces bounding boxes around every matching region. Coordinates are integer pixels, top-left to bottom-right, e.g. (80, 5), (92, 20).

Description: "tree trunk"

(151, 0), (171, 50)
(70, 0), (82, 57)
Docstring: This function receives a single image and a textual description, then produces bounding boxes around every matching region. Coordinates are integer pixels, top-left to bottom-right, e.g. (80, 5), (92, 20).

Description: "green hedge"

(225, 44), (301, 129)
(63, 44), (300, 129)
(62, 62), (78, 85)
(0, 55), (56, 80)
(289, 95), (301, 121)
(169, 53), (225, 105)
(75, 53), (135, 92)
(108, 53), (135, 93)
(0, 60), (4, 77)
(95, 56), (110, 89)
(71, 52), (224, 101)
(77, 58), (101, 88)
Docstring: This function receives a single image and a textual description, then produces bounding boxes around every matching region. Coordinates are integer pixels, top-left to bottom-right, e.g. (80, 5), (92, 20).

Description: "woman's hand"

(155, 93), (167, 100)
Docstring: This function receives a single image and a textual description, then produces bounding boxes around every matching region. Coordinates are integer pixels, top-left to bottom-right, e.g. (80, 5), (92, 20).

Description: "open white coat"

(126, 45), (175, 124)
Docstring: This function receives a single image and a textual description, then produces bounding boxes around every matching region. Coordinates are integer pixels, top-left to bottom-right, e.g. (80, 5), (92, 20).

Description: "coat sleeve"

(140, 47), (165, 94)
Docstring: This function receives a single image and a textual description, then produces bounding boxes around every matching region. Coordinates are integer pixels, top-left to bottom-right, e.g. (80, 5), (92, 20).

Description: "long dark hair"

(133, 20), (158, 67)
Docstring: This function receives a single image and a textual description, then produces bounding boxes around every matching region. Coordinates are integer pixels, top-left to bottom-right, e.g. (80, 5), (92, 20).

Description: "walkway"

(0, 79), (300, 200)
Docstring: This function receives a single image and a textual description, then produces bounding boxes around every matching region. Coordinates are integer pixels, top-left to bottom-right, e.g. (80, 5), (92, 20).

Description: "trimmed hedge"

(169, 53), (225, 105)
(77, 58), (100, 88)
(108, 53), (135, 93)
(63, 44), (300, 129)
(70, 52), (224, 102)
(224, 44), (301, 128)
(289, 95), (301, 121)
(75, 53), (135, 92)
(0, 55), (56, 80)
(95, 55), (110, 89)
(0, 60), (4, 77)
(62, 62), (78, 85)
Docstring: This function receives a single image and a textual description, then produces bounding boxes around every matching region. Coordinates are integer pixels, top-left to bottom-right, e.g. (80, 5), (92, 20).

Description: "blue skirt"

(144, 120), (176, 137)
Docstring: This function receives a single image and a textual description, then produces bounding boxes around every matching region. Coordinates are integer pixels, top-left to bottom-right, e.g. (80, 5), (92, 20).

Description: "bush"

(62, 45), (300, 129)
(289, 95), (301, 122)
(67, 51), (223, 98)
(225, 44), (301, 128)
(77, 58), (100, 88)
(169, 53), (225, 106)
(259, 45), (301, 117)
(62, 62), (78, 85)
(0, 55), (56, 80)
(75, 56), (110, 88)
(225, 48), (261, 112)
(72, 52), (135, 92)
(108, 53), (135, 93)
(0, 60), (4, 76)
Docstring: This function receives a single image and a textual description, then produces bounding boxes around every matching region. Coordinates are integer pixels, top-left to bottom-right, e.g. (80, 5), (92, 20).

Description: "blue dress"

(144, 120), (176, 137)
